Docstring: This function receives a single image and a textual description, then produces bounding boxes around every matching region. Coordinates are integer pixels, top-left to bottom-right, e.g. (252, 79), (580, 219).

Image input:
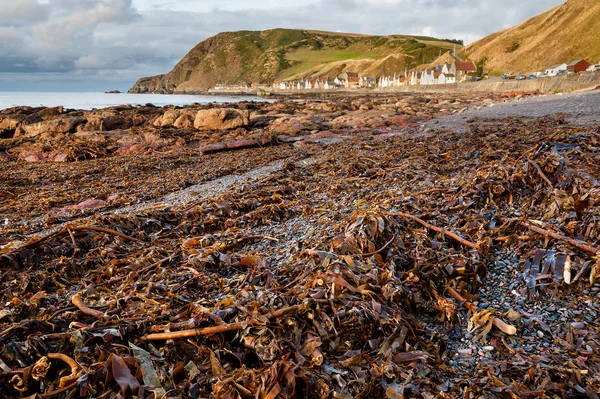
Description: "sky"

(0, 0), (565, 92)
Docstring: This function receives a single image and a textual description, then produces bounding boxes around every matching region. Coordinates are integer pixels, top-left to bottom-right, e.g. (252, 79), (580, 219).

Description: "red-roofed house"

(342, 72), (361, 88)
(450, 62), (477, 82)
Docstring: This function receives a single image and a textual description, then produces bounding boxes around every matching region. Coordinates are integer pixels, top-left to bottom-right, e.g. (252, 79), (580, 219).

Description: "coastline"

(129, 72), (600, 97)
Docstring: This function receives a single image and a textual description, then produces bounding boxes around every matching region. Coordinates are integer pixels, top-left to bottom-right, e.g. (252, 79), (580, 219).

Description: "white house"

(545, 63), (568, 77)
(438, 73), (456, 85)
(304, 79), (313, 90)
(420, 70), (436, 85)
(379, 76), (391, 88)
(410, 71), (418, 86)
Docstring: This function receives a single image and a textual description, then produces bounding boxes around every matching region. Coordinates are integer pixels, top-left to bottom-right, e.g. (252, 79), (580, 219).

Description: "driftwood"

(142, 305), (305, 341)
(447, 287), (517, 335)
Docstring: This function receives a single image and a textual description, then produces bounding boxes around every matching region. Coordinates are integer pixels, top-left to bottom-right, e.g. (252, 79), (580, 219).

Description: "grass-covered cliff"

(129, 29), (462, 93)
(461, 0), (600, 74)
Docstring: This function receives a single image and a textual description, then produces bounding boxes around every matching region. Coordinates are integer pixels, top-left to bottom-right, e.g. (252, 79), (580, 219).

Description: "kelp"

(1, 97), (599, 398)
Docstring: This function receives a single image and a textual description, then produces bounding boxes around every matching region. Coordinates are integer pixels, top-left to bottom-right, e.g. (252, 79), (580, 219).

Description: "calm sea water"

(0, 92), (268, 111)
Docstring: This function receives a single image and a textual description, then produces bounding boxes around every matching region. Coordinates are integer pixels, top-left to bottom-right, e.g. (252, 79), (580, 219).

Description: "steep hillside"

(462, 0), (600, 74)
(129, 29), (461, 93)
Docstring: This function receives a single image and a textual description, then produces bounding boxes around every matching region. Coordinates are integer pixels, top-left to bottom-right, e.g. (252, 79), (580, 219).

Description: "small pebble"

(570, 322), (586, 329)
(537, 331), (544, 338)
(482, 346), (495, 351)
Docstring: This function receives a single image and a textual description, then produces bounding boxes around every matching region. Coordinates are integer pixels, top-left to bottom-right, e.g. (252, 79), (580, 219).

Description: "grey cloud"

(0, 0), (50, 23)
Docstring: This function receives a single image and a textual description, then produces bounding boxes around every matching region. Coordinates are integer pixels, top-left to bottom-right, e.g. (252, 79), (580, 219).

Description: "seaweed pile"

(1, 104), (599, 398)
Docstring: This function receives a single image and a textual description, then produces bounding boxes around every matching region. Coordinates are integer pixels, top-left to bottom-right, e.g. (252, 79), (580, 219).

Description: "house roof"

(345, 72), (359, 78)
(547, 64), (567, 69)
(348, 77), (360, 83)
(567, 59), (588, 66)
(455, 62), (477, 71)
(444, 74), (455, 78)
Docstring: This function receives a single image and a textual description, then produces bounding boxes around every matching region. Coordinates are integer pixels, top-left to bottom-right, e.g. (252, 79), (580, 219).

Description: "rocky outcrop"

(194, 109), (249, 131)
(0, 92), (522, 163)
(15, 117), (86, 138)
(129, 75), (173, 94)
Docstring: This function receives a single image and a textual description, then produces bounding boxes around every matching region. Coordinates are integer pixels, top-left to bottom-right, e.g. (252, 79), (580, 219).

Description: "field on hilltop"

(129, 29), (462, 93)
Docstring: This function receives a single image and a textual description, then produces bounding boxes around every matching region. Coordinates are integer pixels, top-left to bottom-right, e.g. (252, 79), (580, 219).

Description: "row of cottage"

(213, 61), (478, 91)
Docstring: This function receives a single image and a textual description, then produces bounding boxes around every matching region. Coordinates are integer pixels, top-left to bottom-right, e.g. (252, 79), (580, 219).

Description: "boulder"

(194, 109), (249, 131)
(153, 109), (180, 127)
(81, 109), (132, 131)
(266, 116), (316, 136)
(0, 116), (21, 131)
(173, 111), (195, 129)
(16, 117), (86, 138)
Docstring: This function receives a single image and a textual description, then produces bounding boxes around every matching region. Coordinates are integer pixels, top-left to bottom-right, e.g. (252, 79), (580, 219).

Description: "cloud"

(0, 0), (50, 23)
(0, 0), (565, 91)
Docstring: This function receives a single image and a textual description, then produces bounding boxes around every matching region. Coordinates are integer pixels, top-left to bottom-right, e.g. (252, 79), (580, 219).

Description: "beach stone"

(194, 108), (249, 131)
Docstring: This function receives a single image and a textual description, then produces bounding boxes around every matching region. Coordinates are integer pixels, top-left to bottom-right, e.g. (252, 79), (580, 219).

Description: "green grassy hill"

(129, 29), (462, 93)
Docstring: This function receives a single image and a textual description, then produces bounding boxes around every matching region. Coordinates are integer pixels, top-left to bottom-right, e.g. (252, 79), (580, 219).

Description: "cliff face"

(129, 29), (462, 93)
(462, 0), (600, 74)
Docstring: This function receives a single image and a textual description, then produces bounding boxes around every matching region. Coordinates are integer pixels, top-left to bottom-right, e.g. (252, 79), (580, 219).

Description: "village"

(213, 58), (600, 91)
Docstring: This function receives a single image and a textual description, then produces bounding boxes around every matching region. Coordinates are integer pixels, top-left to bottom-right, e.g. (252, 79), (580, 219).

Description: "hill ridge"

(461, 0), (600, 74)
(129, 28), (462, 93)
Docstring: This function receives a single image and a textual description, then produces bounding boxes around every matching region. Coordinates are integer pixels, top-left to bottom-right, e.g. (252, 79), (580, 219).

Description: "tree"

(476, 57), (488, 76)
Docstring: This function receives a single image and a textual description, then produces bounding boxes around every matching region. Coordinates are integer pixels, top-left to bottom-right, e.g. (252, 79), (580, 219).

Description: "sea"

(0, 92), (269, 111)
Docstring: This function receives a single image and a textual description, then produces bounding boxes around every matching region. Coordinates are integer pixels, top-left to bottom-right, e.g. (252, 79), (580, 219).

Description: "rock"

(227, 140), (257, 150)
(153, 109), (180, 127)
(17, 117), (86, 138)
(199, 143), (227, 155)
(173, 111), (195, 129)
(83, 113), (130, 131)
(54, 199), (106, 213)
(47, 150), (69, 162)
(194, 108), (249, 131)
(19, 149), (43, 163)
(457, 348), (473, 356)
(266, 116), (315, 135)
(0, 116), (21, 131)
